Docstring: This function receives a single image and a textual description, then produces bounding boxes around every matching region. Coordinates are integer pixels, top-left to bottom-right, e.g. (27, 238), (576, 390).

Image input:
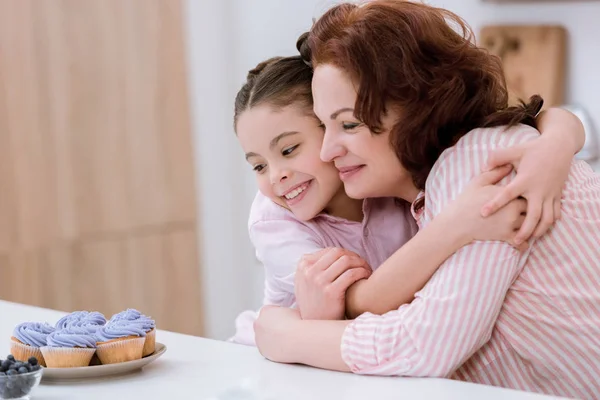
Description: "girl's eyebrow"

(269, 131), (300, 149)
(245, 151), (259, 161)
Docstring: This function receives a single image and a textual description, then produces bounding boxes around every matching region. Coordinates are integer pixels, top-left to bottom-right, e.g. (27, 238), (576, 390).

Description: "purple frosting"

(13, 322), (55, 347)
(55, 311), (106, 330)
(109, 309), (155, 332)
(46, 327), (97, 348)
(95, 320), (147, 342)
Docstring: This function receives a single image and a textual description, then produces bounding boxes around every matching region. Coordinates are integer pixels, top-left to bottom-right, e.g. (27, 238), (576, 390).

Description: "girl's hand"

(443, 165), (528, 251)
(480, 135), (571, 243)
(294, 248), (371, 320)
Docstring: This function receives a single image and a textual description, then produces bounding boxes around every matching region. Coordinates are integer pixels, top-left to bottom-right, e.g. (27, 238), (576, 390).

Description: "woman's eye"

(282, 145), (299, 156)
(342, 122), (360, 130)
(253, 164), (266, 173)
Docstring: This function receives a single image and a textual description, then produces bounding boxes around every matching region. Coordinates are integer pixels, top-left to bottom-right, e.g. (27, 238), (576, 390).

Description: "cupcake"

(94, 320), (146, 364)
(10, 322), (55, 367)
(55, 311), (106, 332)
(110, 309), (156, 356)
(40, 328), (97, 368)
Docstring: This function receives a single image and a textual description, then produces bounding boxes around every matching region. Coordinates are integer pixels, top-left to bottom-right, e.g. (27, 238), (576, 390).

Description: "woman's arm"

(345, 109), (583, 318)
(345, 166), (526, 318)
(255, 127), (536, 376)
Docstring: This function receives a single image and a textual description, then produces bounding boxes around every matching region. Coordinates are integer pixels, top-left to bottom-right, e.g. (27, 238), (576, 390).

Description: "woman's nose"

(320, 129), (345, 162)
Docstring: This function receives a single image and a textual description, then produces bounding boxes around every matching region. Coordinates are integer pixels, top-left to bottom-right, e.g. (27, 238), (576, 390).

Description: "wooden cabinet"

(0, 0), (204, 336)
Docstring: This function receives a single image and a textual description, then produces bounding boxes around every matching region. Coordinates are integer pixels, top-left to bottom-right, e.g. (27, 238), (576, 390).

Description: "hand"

(480, 135), (570, 243)
(254, 306), (301, 362)
(295, 248), (371, 320)
(443, 165), (529, 252)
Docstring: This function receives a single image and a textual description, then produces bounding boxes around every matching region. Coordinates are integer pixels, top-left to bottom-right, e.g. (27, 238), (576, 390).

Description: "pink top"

(341, 124), (600, 399)
(230, 192), (418, 345)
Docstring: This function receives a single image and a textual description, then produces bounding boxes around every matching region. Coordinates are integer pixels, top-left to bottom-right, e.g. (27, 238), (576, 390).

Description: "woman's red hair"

(306, 1), (542, 193)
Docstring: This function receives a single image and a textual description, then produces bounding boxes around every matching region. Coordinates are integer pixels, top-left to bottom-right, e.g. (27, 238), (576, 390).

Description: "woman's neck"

(391, 176), (421, 204)
(324, 188), (364, 222)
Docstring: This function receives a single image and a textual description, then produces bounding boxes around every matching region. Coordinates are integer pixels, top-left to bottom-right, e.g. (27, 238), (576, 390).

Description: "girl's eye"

(253, 164), (266, 173)
(342, 122), (361, 130)
(282, 145), (299, 156)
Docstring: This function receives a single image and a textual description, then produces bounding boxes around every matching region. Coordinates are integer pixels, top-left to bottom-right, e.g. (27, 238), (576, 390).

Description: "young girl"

(230, 49), (584, 345)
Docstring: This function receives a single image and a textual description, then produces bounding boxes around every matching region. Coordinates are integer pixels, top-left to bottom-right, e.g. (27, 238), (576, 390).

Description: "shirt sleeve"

(229, 218), (325, 346)
(341, 126), (538, 377)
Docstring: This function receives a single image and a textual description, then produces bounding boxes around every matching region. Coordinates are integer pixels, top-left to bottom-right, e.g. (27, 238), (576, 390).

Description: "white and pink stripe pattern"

(341, 124), (600, 399)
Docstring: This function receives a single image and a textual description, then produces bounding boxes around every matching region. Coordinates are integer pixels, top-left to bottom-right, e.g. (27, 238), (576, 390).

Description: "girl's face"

(237, 103), (346, 221)
(312, 64), (418, 202)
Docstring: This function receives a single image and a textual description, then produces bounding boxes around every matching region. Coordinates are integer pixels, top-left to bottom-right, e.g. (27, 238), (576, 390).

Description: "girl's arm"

(481, 107), (585, 241)
(536, 107), (585, 153)
(229, 217), (324, 345)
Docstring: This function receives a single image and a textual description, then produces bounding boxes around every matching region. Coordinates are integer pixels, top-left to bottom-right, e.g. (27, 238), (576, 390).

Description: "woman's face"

(312, 64), (417, 201)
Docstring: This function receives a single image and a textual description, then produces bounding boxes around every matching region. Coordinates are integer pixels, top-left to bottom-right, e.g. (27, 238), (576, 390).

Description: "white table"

(0, 301), (565, 400)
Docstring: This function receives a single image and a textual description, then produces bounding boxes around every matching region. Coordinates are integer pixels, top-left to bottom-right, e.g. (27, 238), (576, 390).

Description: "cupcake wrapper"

(40, 346), (96, 368)
(96, 336), (145, 365)
(10, 339), (46, 367)
(143, 328), (156, 357)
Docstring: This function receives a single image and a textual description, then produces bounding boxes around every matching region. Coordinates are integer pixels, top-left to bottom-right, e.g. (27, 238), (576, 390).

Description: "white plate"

(41, 342), (167, 381)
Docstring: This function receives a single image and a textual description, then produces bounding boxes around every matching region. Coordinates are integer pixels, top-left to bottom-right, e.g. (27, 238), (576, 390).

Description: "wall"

(185, 0), (600, 339)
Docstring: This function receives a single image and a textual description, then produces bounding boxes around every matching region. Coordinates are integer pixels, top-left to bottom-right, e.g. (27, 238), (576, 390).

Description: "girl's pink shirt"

(230, 192), (418, 345)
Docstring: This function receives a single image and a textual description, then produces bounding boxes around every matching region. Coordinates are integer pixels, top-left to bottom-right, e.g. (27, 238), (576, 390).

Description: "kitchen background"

(1, 0), (598, 341)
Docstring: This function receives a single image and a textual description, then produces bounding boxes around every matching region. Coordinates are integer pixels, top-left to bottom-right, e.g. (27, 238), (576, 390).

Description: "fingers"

(321, 255), (370, 284)
(532, 199), (556, 238)
(514, 240), (530, 253)
(515, 200), (542, 244)
(471, 165), (512, 187)
(554, 198), (562, 221)
(511, 213), (526, 231)
(329, 267), (371, 294)
(481, 178), (520, 217)
(483, 147), (521, 172)
(309, 248), (349, 273)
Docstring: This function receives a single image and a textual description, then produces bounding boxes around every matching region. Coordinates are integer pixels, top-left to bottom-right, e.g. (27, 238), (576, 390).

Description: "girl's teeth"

(285, 184), (307, 200)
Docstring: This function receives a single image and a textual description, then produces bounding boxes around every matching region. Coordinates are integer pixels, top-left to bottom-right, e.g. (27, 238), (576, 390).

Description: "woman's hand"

(254, 306), (301, 363)
(294, 248), (371, 320)
(480, 134), (572, 243)
(443, 165), (528, 251)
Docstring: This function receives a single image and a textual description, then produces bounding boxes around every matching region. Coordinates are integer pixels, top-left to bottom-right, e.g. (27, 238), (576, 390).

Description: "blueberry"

(13, 361), (23, 369)
(17, 367), (28, 374)
(6, 369), (17, 376)
(31, 364), (41, 371)
(1, 359), (11, 370)
(6, 355), (15, 362)
(8, 363), (17, 370)
(27, 357), (38, 366)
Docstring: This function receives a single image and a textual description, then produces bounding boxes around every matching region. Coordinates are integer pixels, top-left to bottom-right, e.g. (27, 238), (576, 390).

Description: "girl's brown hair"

(307, 1), (542, 195)
(234, 35), (315, 130)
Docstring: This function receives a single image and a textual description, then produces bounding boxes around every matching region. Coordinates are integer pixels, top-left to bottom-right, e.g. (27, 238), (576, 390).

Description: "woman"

(229, 55), (533, 345)
(254, 2), (600, 398)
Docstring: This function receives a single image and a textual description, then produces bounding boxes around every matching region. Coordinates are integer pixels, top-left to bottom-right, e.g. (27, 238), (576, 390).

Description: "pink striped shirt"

(341, 124), (600, 399)
(230, 192), (418, 345)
